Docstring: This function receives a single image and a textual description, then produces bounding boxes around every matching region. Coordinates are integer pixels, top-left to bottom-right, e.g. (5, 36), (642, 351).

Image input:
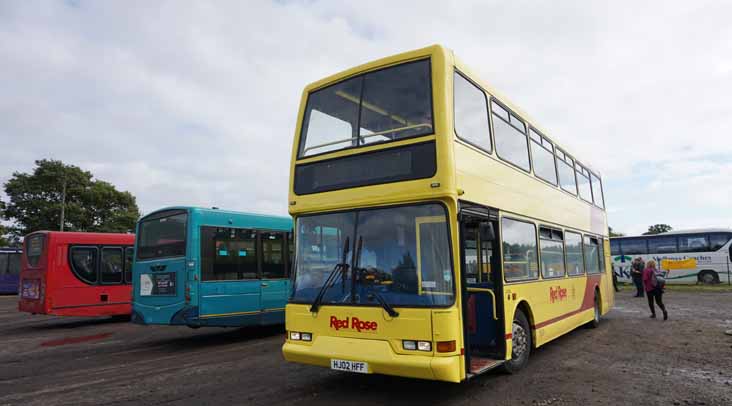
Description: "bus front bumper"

(282, 336), (462, 383)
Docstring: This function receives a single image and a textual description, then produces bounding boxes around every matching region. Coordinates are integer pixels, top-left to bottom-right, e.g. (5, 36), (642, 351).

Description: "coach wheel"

(698, 270), (719, 285)
(587, 292), (600, 329)
(503, 309), (531, 374)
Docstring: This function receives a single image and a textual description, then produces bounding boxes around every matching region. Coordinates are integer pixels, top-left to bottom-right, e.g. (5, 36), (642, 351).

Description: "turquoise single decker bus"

(131, 207), (293, 327)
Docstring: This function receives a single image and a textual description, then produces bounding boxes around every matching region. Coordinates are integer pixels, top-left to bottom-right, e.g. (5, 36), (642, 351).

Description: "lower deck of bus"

(284, 201), (611, 381)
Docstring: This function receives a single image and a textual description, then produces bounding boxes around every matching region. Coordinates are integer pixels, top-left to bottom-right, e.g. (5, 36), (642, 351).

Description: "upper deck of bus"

(288, 44), (606, 235)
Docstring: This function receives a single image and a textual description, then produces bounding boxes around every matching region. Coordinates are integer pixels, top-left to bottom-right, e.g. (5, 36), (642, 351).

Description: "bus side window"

(678, 234), (709, 253)
(501, 218), (538, 281)
(70, 246), (99, 284)
(709, 233), (731, 251)
(565, 232), (584, 276)
(261, 232), (286, 279)
(583, 236), (601, 274)
(124, 247), (134, 284)
(100, 247), (124, 284)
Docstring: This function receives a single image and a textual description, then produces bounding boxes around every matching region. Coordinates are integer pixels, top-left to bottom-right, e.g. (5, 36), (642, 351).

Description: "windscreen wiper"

(310, 237), (350, 314)
(368, 290), (399, 318)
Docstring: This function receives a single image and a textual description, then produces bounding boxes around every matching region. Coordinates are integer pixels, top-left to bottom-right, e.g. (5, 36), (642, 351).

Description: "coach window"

(591, 173), (605, 209)
(454, 72), (492, 153)
(262, 232), (286, 279)
(502, 218), (538, 281)
(583, 236), (601, 274)
(565, 232), (584, 276)
(556, 149), (578, 195)
(201, 227), (258, 281)
(124, 247), (134, 284)
(70, 247), (98, 284)
(0, 254), (7, 275)
(492, 101), (530, 172)
(539, 227), (565, 278)
(678, 234), (710, 253)
(709, 233), (731, 251)
(621, 238), (648, 255)
(648, 236), (678, 254)
(100, 247), (124, 284)
(530, 129), (558, 185)
(610, 239), (620, 255)
(576, 164), (593, 203)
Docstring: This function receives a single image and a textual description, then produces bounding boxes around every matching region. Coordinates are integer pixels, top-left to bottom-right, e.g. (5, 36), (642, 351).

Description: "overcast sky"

(1, 1), (731, 236)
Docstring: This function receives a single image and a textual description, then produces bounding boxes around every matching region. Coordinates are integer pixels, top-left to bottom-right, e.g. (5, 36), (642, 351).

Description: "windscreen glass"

(298, 60), (433, 157)
(291, 203), (453, 307)
(137, 210), (187, 260)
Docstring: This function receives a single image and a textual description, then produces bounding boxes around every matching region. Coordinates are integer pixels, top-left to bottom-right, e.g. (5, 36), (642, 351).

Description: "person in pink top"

(642, 259), (668, 320)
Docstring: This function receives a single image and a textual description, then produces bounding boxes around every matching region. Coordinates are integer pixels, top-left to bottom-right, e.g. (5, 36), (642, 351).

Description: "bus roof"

(611, 228), (732, 239)
(142, 206), (292, 230)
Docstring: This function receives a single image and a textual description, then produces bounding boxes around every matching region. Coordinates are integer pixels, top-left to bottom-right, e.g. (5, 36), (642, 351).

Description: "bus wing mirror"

(479, 223), (495, 242)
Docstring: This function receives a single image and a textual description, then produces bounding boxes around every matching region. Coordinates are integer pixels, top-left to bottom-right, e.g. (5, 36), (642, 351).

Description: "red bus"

(19, 231), (135, 317)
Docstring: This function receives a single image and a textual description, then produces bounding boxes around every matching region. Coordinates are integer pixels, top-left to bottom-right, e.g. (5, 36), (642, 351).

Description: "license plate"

(330, 359), (369, 374)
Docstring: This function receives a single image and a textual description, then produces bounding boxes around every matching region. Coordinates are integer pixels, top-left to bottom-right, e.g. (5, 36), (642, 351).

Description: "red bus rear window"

(25, 234), (46, 268)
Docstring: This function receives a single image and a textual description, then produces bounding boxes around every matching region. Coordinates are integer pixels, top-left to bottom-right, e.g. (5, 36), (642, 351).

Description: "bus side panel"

(199, 280), (261, 321)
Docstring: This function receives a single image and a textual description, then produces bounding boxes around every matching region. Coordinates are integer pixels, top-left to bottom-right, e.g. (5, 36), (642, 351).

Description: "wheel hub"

(512, 322), (528, 358)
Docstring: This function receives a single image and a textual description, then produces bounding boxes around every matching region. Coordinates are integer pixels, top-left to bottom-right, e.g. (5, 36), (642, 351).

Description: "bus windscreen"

(137, 210), (187, 260)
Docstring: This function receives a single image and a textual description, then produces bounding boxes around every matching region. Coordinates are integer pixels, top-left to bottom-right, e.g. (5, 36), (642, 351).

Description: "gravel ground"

(0, 288), (730, 406)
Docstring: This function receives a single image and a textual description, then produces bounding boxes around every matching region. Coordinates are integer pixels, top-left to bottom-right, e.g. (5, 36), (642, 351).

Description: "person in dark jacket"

(630, 257), (645, 297)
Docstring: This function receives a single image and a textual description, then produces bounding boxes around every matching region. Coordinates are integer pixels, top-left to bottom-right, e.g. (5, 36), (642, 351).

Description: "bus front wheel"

(503, 309), (531, 374)
(698, 270), (719, 285)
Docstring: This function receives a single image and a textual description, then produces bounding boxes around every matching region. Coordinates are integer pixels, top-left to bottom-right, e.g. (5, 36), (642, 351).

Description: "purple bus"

(0, 247), (22, 294)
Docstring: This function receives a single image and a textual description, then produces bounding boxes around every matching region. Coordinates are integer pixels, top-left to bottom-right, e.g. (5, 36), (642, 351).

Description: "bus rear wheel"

(503, 309), (531, 374)
(698, 270), (719, 285)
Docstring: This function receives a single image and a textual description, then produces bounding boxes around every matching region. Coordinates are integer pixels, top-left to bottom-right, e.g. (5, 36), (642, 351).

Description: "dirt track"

(0, 288), (731, 406)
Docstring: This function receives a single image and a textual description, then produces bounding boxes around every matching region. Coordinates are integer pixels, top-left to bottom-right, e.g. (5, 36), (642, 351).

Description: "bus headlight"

(403, 340), (417, 350)
(417, 341), (432, 352)
(289, 331), (312, 341)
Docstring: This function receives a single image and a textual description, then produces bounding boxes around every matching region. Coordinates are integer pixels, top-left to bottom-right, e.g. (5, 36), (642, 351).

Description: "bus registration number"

(330, 359), (369, 374)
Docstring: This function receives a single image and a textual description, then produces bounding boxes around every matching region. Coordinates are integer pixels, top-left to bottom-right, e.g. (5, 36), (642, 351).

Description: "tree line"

(0, 160), (140, 246)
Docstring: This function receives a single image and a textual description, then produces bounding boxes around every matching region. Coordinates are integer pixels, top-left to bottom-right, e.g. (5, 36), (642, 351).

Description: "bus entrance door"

(460, 213), (505, 375)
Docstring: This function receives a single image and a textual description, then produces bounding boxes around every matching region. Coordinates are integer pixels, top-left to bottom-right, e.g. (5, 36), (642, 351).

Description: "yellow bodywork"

(284, 45), (613, 382)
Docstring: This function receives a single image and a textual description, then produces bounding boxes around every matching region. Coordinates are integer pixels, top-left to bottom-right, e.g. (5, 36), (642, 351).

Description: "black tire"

(698, 270), (719, 285)
(502, 309), (531, 374)
(586, 292), (600, 329)
(110, 314), (131, 322)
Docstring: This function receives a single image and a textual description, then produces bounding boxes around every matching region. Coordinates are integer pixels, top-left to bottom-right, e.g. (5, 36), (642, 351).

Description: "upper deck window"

(298, 59), (433, 158)
(454, 72), (491, 153)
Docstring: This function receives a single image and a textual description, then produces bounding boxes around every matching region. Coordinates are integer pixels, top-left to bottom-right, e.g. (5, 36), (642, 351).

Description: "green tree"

(643, 224), (673, 235)
(3, 160), (140, 236)
(608, 226), (624, 237)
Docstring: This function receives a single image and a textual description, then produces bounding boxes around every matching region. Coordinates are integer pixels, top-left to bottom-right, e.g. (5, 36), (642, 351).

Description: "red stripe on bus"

(533, 275), (602, 330)
(505, 333), (513, 340)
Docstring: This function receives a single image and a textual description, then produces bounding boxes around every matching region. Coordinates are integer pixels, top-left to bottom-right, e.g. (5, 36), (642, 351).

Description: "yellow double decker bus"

(282, 45), (614, 382)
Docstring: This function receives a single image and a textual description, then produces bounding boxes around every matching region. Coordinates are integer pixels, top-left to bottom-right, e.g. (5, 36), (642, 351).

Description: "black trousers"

(632, 276), (644, 297)
(647, 288), (666, 315)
